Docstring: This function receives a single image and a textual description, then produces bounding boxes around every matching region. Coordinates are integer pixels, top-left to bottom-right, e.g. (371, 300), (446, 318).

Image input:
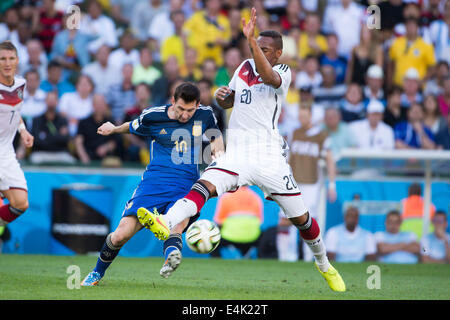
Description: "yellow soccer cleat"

(315, 263), (346, 292)
(137, 207), (170, 240)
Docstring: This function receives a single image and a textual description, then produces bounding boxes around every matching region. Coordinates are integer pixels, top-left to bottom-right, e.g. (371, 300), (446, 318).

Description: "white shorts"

(201, 151), (308, 219)
(0, 155), (27, 198)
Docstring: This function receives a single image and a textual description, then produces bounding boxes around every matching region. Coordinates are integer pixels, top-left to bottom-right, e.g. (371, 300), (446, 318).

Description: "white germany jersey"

(0, 76), (26, 158)
(227, 59), (291, 155)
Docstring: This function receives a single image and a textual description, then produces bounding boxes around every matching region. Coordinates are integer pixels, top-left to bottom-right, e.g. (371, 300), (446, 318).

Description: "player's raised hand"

(97, 121), (116, 136)
(20, 129), (34, 148)
(242, 7), (257, 40)
(214, 86), (232, 101)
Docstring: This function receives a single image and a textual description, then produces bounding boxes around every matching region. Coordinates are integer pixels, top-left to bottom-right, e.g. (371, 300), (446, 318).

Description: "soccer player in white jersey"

(0, 41), (34, 227)
(138, 8), (345, 292)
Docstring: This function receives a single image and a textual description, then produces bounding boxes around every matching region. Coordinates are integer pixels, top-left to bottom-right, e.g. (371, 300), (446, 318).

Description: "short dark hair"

(0, 41), (18, 56)
(408, 183), (422, 196)
(173, 82), (200, 104)
(259, 30), (283, 50)
(386, 210), (401, 219)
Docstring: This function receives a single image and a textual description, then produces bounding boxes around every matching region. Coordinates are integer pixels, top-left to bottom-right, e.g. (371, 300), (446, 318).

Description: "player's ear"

(170, 96), (175, 106)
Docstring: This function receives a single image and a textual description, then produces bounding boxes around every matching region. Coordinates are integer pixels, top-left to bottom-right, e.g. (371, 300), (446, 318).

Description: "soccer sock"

(164, 181), (210, 230)
(297, 213), (330, 273)
(94, 233), (122, 277)
(0, 204), (25, 226)
(163, 233), (183, 262)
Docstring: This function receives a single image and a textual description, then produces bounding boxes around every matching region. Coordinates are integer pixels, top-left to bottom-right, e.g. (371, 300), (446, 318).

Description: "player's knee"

(110, 230), (131, 247)
(10, 199), (28, 212)
(289, 211), (309, 227)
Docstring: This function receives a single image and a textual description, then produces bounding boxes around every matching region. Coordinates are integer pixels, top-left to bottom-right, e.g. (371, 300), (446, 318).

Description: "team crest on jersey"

(192, 121), (202, 137)
(159, 128), (167, 135)
(132, 119), (139, 130)
(238, 61), (264, 87)
(17, 88), (23, 100)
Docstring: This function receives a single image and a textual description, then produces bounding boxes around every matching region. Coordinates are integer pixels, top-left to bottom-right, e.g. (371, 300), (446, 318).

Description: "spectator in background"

(374, 210), (420, 264)
(378, 0), (405, 31)
(394, 102), (436, 150)
(131, 0), (167, 41)
(424, 61), (450, 97)
(345, 25), (383, 87)
(74, 94), (121, 164)
(325, 206), (377, 263)
(31, 0), (64, 54)
(82, 44), (120, 96)
(423, 94), (446, 135)
(19, 39), (48, 80)
(421, 211), (450, 264)
(59, 74), (94, 137)
(108, 31), (140, 69)
(400, 183), (436, 240)
(0, 7), (19, 43)
(109, 0), (145, 28)
(29, 91), (75, 165)
(436, 111), (450, 149)
(400, 68), (423, 109)
(288, 106), (337, 261)
(212, 186), (263, 259)
(122, 83), (152, 163)
(428, 0), (450, 66)
(215, 47), (242, 88)
(40, 60), (75, 97)
(21, 69), (47, 127)
(437, 76), (450, 117)
(388, 17), (436, 88)
(227, 7), (246, 49)
(183, 0), (231, 66)
(383, 87), (407, 129)
(312, 65), (346, 108)
(79, 0), (118, 54)
(180, 47), (202, 82)
(198, 78), (227, 134)
(50, 13), (92, 79)
(349, 99), (395, 150)
(322, 0), (364, 59)
(11, 21), (32, 64)
(160, 10), (186, 69)
(322, 107), (356, 159)
(151, 56), (181, 106)
(132, 47), (162, 87)
(339, 83), (365, 123)
(363, 65), (385, 104)
(297, 13), (327, 60)
(106, 63), (136, 125)
(295, 55), (322, 90)
(421, 0), (443, 27)
(200, 58), (218, 86)
(280, 0), (305, 33)
(319, 33), (347, 84)
(148, 0), (184, 54)
(298, 85), (325, 128)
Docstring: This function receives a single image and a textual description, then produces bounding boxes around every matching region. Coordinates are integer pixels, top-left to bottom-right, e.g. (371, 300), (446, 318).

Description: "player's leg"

(159, 214), (199, 278)
(0, 188), (29, 226)
(81, 216), (143, 286)
(138, 159), (239, 239)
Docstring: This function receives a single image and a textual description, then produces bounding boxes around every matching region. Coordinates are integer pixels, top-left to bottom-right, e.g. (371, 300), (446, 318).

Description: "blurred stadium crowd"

(1, 0), (450, 167)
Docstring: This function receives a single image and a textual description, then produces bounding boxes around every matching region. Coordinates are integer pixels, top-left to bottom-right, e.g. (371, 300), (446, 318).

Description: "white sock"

(164, 198), (198, 230)
(302, 234), (330, 272)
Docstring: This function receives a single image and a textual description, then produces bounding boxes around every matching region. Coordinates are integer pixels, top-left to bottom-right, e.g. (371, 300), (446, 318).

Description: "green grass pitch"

(0, 254), (449, 300)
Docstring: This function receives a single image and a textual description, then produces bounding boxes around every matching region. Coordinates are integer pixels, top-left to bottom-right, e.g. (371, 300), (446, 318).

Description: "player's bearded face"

(173, 98), (199, 123)
(0, 50), (18, 79)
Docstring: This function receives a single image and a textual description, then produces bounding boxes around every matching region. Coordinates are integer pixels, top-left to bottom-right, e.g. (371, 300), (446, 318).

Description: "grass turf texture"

(0, 254), (449, 300)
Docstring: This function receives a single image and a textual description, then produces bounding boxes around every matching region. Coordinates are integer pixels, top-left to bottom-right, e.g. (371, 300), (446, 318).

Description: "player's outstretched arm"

(214, 86), (235, 109)
(97, 121), (130, 136)
(243, 7), (281, 88)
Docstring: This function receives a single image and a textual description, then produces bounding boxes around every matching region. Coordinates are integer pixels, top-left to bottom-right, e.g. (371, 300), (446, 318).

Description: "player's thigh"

(200, 155), (240, 196)
(0, 157), (28, 209)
